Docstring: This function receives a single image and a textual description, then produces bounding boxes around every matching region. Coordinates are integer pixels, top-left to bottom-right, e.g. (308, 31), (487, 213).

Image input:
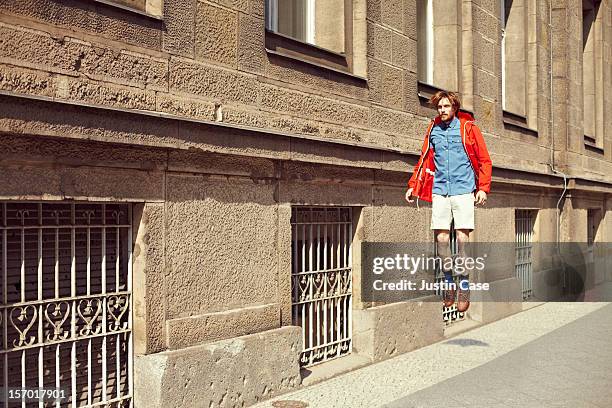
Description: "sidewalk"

(253, 302), (612, 408)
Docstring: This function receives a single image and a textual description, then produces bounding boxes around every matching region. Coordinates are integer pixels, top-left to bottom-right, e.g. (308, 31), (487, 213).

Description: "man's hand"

(475, 190), (487, 205)
(405, 188), (415, 203)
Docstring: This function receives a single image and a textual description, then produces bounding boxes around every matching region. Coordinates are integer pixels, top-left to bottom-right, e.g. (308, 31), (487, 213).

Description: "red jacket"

(407, 111), (492, 203)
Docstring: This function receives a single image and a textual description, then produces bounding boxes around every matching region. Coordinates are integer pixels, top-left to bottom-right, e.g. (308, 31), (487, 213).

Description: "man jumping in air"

(405, 91), (492, 312)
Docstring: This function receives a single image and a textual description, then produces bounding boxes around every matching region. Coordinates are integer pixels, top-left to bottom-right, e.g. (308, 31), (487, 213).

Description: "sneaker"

(457, 287), (470, 312)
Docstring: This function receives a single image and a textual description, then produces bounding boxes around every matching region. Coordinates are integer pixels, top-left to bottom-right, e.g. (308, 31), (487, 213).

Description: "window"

(291, 207), (353, 367)
(0, 202), (133, 406)
(515, 209), (536, 299)
(416, 0), (461, 92)
(417, 0), (434, 85)
(582, 0), (604, 150)
(501, 0), (539, 131)
(501, 0), (527, 116)
(264, 0), (365, 76)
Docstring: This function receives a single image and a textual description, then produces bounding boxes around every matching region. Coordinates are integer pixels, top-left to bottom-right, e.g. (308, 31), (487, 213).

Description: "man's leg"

(451, 192), (475, 313)
(455, 229), (471, 312)
(431, 194), (454, 307)
(435, 230), (455, 307)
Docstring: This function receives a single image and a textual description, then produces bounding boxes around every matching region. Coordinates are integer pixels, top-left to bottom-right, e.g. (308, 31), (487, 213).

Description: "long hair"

(428, 91), (461, 112)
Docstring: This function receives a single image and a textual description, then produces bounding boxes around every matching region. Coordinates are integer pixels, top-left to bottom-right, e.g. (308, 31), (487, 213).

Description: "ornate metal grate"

(291, 207), (352, 367)
(515, 209), (535, 300)
(1, 202), (132, 407)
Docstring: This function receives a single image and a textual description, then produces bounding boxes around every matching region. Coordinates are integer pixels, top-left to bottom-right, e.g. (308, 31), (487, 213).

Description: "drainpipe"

(548, 0), (568, 291)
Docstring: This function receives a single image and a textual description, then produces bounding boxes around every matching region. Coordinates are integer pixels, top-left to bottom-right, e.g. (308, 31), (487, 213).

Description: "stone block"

(367, 23), (393, 63)
(278, 178), (372, 206)
(178, 119), (292, 160)
(367, 58), (384, 104)
(367, 0), (382, 23)
(208, 0), (248, 13)
(381, 63), (404, 109)
(259, 83), (370, 127)
(133, 202), (166, 355)
(166, 303), (281, 349)
(0, 64), (55, 97)
(195, 1), (238, 67)
(353, 300), (443, 362)
(249, 0), (265, 18)
(0, 164), (164, 202)
(163, 0), (196, 57)
(276, 205), (292, 326)
(474, 68), (499, 101)
(0, 94), (179, 149)
(238, 13), (266, 74)
(472, 0), (498, 15)
(0, 23), (83, 75)
(472, 4), (500, 39)
(0, 133), (167, 170)
(164, 174), (278, 318)
(369, 105), (425, 136)
(0, 23), (170, 90)
(403, 0), (417, 40)
(368, 197), (433, 242)
(473, 33), (497, 70)
(392, 32), (417, 72)
(59, 78), (157, 110)
(0, 0), (162, 50)
(288, 138), (383, 170)
(167, 149), (276, 178)
(134, 327), (302, 407)
(169, 57), (258, 104)
(381, 0), (403, 31)
(403, 70), (419, 114)
(468, 278), (523, 323)
(156, 93), (216, 121)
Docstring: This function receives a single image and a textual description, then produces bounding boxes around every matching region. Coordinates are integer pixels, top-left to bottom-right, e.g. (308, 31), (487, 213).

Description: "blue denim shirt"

(430, 116), (476, 196)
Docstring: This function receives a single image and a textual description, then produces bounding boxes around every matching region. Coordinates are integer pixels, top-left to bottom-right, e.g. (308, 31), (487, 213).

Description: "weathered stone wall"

(2, 0), (609, 180)
(1, 1), (611, 405)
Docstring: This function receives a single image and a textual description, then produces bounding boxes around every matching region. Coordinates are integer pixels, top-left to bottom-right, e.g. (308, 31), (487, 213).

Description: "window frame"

(581, 0), (604, 152)
(264, 0), (357, 77)
(90, 0), (163, 20)
(417, 0), (434, 86)
(501, 0), (533, 130)
(416, 0), (463, 100)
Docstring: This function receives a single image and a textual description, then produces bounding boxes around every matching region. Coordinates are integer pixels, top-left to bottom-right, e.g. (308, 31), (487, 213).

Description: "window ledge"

(416, 81), (474, 117)
(265, 30), (366, 82)
(503, 110), (537, 136)
(417, 81), (459, 102)
(584, 136), (604, 154)
(90, 0), (164, 21)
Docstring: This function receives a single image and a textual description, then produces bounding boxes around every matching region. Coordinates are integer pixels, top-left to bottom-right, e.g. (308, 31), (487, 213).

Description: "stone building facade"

(0, 0), (611, 407)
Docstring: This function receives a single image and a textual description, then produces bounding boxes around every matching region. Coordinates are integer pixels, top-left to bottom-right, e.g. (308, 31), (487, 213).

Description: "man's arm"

(470, 123), (492, 194)
(407, 130), (431, 190)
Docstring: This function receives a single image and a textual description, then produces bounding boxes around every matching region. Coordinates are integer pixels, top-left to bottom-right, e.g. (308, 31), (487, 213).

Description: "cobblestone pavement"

(254, 302), (612, 408)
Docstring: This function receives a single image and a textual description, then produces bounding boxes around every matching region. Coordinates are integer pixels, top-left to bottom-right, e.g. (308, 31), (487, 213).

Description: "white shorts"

(431, 192), (475, 230)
